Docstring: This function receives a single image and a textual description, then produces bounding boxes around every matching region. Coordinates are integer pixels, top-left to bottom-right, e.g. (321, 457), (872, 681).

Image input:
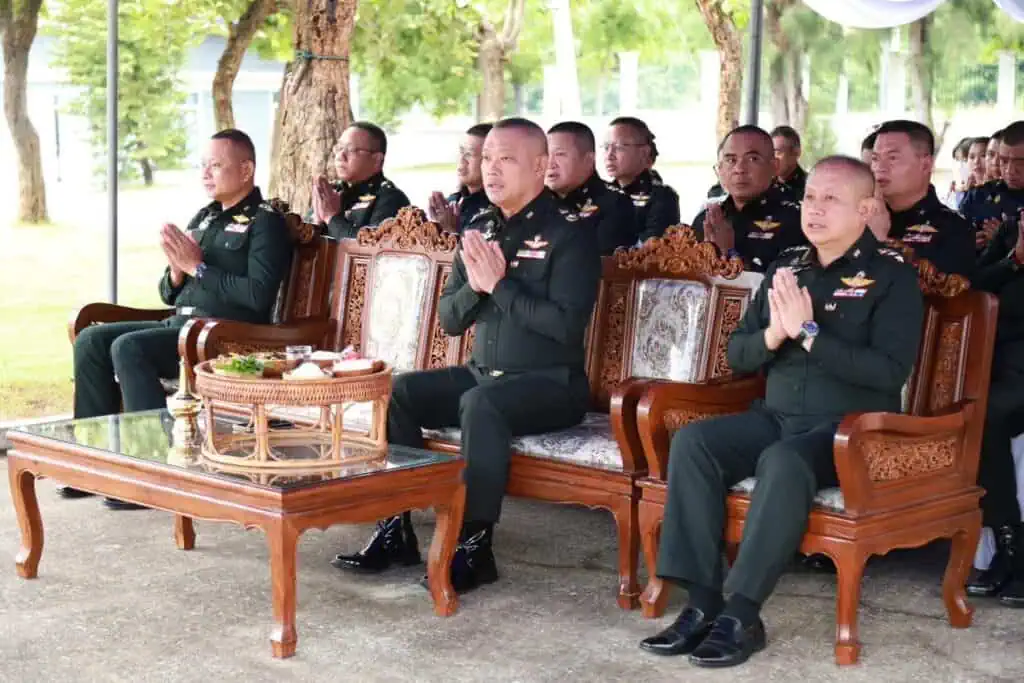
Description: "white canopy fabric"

(801, 0), (1024, 27)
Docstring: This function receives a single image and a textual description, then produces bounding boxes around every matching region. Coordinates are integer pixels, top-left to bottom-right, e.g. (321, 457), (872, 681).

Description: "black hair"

(874, 119), (935, 156)
(770, 125), (801, 149)
(609, 116), (658, 161)
(211, 128), (255, 163)
(861, 130), (878, 152)
(1001, 121), (1024, 147)
(547, 121), (596, 154)
(350, 121), (388, 155)
(466, 122), (494, 138)
(717, 125), (773, 155)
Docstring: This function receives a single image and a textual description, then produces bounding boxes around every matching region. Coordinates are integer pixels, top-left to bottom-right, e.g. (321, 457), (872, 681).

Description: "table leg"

(266, 521), (300, 658)
(427, 483), (465, 617)
(8, 466), (43, 579)
(175, 516), (196, 550)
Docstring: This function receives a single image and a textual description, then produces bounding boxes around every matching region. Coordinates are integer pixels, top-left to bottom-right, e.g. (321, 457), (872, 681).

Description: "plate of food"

(211, 355), (265, 378)
(332, 358), (385, 378)
(283, 361), (332, 381)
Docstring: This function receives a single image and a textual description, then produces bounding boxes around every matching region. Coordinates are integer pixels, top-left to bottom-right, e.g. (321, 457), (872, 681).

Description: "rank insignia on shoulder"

(258, 201), (278, 213)
(565, 213), (580, 222)
(232, 214), (251, 224)
(524, 234), (549, 249)
(877, 248), (905, 262)
(754, 220), (780, 232)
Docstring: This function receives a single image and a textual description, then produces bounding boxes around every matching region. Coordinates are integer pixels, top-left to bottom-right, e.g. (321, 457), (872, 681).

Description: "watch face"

(801, 321), (820, 336)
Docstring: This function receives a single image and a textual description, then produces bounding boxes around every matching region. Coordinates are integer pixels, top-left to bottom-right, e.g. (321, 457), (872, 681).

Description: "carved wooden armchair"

(633, 262), (998, 664)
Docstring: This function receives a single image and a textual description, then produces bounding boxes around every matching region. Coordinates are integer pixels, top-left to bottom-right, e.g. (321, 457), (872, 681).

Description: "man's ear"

(242, 159), (255, 183)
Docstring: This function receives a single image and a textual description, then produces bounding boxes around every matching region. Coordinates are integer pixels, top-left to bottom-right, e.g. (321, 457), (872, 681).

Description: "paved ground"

(1, 457), (1023, 682)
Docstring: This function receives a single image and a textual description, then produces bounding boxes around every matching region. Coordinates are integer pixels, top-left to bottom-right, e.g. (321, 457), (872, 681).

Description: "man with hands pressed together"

(428, 123), (493, 233)
(330, 118), (601, 592)
(640, 156), (922, 668)
(311, 121), (409, 239)
(66, 129), (292, 506)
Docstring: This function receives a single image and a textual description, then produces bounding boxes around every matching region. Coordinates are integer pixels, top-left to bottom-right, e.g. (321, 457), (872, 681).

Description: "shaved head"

(813, 155), (875, 199)
(492, 117), (548, 155)
(483, 117), (549, 216)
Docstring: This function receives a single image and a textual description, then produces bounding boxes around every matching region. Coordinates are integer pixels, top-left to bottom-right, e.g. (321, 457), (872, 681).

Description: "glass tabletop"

(11, 409), (458, 491)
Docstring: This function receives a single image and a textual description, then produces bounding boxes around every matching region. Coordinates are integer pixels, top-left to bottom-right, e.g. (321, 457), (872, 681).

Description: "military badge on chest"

(515, 234), (549, 261)
(747, 217), (781, 241)
(225, 213), (251, 233)
(902, 224), (937, 244)
(833, 272), (875, 298)
(631, 192), (650, 208)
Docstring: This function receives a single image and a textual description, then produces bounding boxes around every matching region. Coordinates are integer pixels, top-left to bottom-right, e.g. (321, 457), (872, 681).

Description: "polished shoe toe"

(57, 485), (95, 499)
(331, 515), (421, 574)
(638, 607), (715, 656)
(103, 497), (148, 511)
(689, 615), (767, 668)
(998, 578), (1024, 607)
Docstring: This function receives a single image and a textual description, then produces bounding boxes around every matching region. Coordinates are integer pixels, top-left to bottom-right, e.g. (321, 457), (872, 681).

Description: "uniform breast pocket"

(823, 295), (874, 342)
(219, 231), (250, 251)
(510, 256), (550, 293)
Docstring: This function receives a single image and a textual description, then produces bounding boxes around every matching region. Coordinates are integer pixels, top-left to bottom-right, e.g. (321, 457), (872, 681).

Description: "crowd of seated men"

(62, 112), (1024, 670)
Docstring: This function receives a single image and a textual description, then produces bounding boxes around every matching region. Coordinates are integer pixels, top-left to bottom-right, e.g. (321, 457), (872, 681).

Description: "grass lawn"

(0, 221), (166, 421)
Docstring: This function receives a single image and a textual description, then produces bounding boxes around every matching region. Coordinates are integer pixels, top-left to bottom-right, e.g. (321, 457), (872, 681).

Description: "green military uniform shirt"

(974, 220), (1024, 375)
(159, 187), (292, 324)
(439, 190), (601, 375)
(608, 169), (681, 245)
(323, 172), (410, 239)
(555, 172), (637, 255)
(728, 229), (923, 420)
(888, 185), (974, 277)
(692, 184), (806, 273)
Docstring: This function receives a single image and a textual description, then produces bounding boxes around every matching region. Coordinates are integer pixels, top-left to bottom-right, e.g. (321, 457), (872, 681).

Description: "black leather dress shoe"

(639, 606), (716, 656)
(57, 485), (95, 499)
(688, 615), (767, 668)
(331, 514), (421, 573)
(999, 578), (1024, 607)
(103, 498), (148, 511)
(968, 526), (1019, 597)
(419, 529), (499, 594)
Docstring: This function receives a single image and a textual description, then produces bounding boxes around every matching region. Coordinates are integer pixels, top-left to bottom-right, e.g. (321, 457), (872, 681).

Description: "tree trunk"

(908, 16), (931, 130)
(765, 0), (807, 132)
(477, 22), (506, 122)
(271, 0), (356, 215)
(694, 0), (743, 141)
(213, 0), (278, 131)
(268, 65), (289, 198)
(140, 158), (154, 186)
(1, 0), (48, 223)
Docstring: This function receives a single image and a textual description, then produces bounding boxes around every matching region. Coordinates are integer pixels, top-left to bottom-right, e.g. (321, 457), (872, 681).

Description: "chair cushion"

(630, 279), (711, 383)
(730, 477), (846, 512)
(365, 254), (430, 372)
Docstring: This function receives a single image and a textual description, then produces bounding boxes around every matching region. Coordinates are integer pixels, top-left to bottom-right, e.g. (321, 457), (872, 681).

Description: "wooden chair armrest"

(608, 379), (656, 474)
(635, 375), (765, 480)
(194, 319), (333, 362)
(832, 400), (978, 516)
(68, 303), (175, 344)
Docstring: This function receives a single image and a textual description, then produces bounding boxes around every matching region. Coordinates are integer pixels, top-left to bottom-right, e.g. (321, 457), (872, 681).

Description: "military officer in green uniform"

(770, 125), (808, 199)
(66, 129), (292, 507)
(602, 116), (681, 244)
(692, 126), (806, 273)
(330, 118), (601, 592)
(311, 121), (410, 239)
(545, 121), (636, 254)
(428, 123), (493, 233)
(639, 156), (922, 668)
(869, 120), (974, 276)
(962, 127), (1024, 251)
(965, 120), (1024, 607)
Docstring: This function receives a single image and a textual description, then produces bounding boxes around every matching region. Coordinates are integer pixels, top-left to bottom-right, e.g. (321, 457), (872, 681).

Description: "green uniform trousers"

(386, 363), (590, 523)
(73, 320), (183, 419)
(657, 402), (839, 604)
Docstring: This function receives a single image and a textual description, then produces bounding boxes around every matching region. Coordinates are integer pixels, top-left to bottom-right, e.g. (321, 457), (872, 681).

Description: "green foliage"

(802, 115), (838, 166)
(351, 0), (480, 128)
(47, 0), (197, 183)
(198, 0), (293, 63)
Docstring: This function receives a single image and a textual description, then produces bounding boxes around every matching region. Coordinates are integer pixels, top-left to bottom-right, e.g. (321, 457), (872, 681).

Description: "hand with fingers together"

(160, 222), (203, 279)
(769, 267), (815, 345)
(461, 229), (506, 294)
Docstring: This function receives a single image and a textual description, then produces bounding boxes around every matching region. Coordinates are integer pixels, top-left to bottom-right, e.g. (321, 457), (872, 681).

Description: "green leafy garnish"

(214, 355), (264, 375)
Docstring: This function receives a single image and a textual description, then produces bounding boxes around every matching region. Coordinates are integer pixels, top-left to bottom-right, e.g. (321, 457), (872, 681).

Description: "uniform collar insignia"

(525, 210), (534, 220)
(524, 234), (549, 249)
(840, 272), (875, 288)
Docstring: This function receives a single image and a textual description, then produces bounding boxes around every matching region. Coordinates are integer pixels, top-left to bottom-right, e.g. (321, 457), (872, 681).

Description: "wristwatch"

(194, 262), (208, 281)
(796, 320), (819, 345)
(726, 247), (740, 260)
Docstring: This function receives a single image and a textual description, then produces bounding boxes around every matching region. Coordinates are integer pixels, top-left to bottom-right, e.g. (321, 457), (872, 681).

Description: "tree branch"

(499, 0), (526, 52)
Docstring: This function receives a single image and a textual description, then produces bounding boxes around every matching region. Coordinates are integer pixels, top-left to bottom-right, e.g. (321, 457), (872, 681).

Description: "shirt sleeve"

(158, 268), (186, 306)
(438, 253), (485, 336)
(366, 188), (410, 228)
(638, 187), (681, 243)
(726, 270), (776, 374)
(195, 212), (293, 315)
(806, 264), (923, 393)
(489, 227), (601, 346)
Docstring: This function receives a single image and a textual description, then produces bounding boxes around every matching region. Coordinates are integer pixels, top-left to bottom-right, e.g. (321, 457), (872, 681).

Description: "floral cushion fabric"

(629, 279), (710, 383)
(730, 477), (846, 512)
(365, 254), (430, 372)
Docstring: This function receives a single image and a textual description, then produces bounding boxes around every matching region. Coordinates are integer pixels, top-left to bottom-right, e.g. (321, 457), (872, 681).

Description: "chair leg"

(831, 547), (868, 666)
(611, 495), (640, 610)
(638, 499), (670, 618)
(943, 516), (981, 628)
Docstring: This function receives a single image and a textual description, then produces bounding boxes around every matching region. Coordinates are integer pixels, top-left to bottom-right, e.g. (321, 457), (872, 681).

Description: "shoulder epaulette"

(877, 247), (906, 263)
(779, 244), (811, 257)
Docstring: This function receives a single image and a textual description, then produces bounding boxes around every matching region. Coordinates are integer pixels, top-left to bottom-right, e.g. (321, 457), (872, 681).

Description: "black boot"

(331, 513), (421, 573)
(419, 522), (499, 594)
(998, 524), (1024, 607)
(967, 525), (1017, 597)
(56, 485), (95, 499)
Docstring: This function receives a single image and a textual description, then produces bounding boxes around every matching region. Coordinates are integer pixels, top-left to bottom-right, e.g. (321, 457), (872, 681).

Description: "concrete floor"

(1, 459), (1023, 683)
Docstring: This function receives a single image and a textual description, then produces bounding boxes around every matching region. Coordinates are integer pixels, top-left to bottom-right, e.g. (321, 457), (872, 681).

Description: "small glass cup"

(285, 345), (313, 363)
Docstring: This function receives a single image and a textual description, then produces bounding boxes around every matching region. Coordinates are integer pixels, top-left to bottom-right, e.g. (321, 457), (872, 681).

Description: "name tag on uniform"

(225, 223), (249, 233)
(746, 231), (776, 240)
(902, 233), (933, 244)
(516, 249), (547, 260)
(833, 288), (868, 298)
(350, 201), (371, 211)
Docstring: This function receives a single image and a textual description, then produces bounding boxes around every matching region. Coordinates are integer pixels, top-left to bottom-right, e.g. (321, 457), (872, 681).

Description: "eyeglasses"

(601, 142), (646, 155)
(335, 145), (379, 157)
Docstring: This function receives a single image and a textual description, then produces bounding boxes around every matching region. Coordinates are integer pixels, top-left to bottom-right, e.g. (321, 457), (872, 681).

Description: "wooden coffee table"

(6, 409), (465, 658)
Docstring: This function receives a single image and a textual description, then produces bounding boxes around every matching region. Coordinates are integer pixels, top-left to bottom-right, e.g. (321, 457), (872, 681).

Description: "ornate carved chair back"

(326, 207), (459, 371)
(586, 226), (763, 411)
(272, 215), (337, 324)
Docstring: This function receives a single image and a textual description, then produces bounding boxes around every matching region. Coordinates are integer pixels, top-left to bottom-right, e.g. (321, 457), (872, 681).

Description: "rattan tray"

(192, 360), (393, 470)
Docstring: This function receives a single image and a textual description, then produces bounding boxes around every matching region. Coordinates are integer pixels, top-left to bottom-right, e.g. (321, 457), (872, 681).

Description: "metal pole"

(744, 0), (765, 126)
(107, 0), (118, 303)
